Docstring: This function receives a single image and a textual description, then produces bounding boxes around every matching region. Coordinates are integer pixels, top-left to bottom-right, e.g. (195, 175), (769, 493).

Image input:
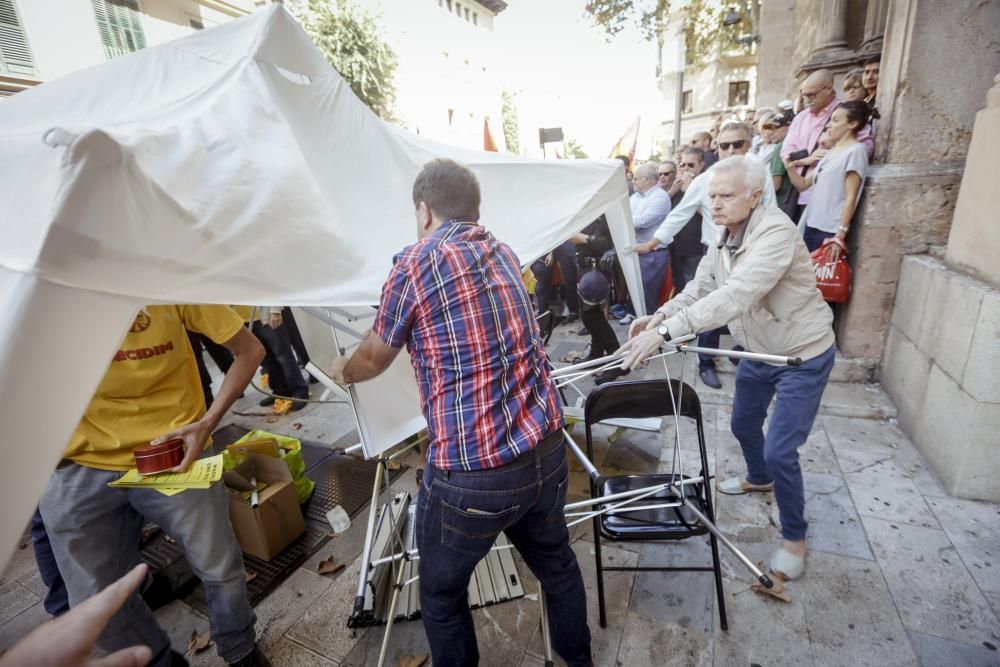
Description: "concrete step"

(695, 377), (898, 420)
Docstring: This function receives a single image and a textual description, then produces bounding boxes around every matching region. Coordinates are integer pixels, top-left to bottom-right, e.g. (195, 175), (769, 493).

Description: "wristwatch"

(656, 323), (671, 341)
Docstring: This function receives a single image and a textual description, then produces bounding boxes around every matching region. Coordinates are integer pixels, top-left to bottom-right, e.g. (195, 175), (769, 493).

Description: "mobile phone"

(789, 149), (810, 161)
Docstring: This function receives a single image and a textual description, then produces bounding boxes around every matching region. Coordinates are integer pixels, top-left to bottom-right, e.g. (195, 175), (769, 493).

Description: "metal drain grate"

(139, 424), (405, 611)
(302, 453), (394, 524)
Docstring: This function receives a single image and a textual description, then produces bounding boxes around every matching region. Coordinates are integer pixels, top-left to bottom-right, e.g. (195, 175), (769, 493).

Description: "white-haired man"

(628, 161), (672, 319)
(618, 156), (835, 583)
(634, 122), (775, 389)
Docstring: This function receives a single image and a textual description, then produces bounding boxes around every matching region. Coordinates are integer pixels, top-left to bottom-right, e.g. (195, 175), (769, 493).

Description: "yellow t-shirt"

(65, 305), (245, 471)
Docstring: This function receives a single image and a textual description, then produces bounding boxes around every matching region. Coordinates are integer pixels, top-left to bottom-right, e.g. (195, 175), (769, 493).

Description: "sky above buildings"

(491, 0), (662, 158)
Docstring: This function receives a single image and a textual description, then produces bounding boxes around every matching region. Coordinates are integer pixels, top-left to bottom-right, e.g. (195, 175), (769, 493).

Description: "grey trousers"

(39, 461), (256, 665)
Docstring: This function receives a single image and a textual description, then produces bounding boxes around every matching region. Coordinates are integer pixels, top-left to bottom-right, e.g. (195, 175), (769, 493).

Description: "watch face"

(657, 324), (669, 337)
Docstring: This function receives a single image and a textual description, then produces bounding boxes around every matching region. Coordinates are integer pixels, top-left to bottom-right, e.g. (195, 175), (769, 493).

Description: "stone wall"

(882, 255), (1000, 501)
(754, 0), (796, 104)
(876, 0), (1000, 164)
(836, 161), (964, 361)
(945, 77), (1000, 286)
(838, 0), (1000, 363)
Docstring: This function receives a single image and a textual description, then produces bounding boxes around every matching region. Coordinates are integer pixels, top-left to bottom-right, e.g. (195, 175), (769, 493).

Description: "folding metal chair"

(584, 378), (728, 631)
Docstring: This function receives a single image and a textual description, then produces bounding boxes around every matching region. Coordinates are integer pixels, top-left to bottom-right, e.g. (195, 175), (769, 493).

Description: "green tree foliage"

(564, 137), (589, 159)
(584, 0), (757, 66)
(501, 89), (520, 155)
(289, 0), (398, 120)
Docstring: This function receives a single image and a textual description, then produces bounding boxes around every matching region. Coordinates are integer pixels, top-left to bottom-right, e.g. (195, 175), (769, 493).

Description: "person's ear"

(749, 187), (764, 209)
(416, 201), (433, 230)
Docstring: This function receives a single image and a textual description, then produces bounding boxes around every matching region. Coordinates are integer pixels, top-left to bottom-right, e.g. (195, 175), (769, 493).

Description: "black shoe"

(594, 366), (630, 385)
(575, 326), (589, 337)
(563, 312), (580, 324)
(228, 646), (272, 667)
(170, 650), (190, 667)
(289, 398), (307, 412)
(258, 396), (276, 407)
(699, 367), (722, 389)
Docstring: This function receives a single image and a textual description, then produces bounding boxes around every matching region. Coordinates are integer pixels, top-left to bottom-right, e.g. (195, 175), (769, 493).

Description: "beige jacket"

(660, 205), (834, 364)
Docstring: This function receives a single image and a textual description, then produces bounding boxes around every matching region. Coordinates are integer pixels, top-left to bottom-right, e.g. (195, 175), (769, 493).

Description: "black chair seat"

(600, 473), (708, 540)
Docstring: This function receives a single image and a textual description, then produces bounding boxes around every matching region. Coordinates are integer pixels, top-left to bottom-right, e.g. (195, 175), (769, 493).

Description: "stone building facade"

(757, 0), (1000, 501)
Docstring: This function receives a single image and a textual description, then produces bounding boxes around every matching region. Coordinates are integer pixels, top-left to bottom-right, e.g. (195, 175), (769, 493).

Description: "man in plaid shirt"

(332, 159), (591, 666)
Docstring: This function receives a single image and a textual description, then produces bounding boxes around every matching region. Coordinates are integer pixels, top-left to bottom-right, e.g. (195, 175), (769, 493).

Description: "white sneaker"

(618, 314), (635, 325)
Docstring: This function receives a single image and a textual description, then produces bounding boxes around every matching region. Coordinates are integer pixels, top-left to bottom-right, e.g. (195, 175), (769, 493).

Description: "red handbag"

(811, 238), (851, 304)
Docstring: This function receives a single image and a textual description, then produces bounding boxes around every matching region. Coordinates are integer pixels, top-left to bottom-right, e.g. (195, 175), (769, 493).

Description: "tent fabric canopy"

(0, 5), (642, 569)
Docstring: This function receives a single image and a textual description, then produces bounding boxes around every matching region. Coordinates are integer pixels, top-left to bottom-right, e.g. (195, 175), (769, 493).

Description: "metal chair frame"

(584, 378), (728, 630)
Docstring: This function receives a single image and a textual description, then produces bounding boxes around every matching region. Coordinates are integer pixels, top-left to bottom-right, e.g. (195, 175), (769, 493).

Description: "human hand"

(268, 312), (283, 329)
(634, 241), (654, 255)
(151, 418), (214, 473)
(616, 328), (666, 370)
(678, 171), (695, 190)
(0, 563), (152, 667)
(330, 356), (350, 386)
(628, 315), (653, 339)
(824, 236), (846, 263)
(544, 252), (554, 266)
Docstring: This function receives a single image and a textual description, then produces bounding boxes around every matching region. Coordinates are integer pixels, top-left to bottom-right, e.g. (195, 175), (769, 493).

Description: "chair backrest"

(584, 379), (702, 425)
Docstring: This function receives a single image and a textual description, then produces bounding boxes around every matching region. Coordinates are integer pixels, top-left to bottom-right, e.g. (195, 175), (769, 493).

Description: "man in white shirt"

(634, 122), (775, 388)
(628, 162), (672, 319)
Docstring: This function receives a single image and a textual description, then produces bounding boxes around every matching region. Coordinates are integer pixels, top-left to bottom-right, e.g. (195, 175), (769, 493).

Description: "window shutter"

(0, 0), (35, 76)
(91, 0), (146, 60)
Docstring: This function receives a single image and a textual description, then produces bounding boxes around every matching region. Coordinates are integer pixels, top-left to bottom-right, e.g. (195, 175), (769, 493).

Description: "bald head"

(801, 69), (836, 112)
(692, 132), (713, 150)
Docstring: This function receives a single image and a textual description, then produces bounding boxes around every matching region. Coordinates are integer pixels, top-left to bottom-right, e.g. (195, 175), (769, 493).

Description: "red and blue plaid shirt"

(372, 220), (564, 471)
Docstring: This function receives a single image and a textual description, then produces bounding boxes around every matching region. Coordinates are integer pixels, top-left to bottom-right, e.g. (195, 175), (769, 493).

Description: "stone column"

(859, 0), (888, 58)
(800, 0), (856, 74)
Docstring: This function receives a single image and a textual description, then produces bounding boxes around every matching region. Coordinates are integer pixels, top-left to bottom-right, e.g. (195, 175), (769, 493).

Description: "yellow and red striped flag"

(608, 116), (641, 163)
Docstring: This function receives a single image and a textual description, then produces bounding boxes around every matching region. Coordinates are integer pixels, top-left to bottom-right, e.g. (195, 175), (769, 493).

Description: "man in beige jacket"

(618, 156), (835, 582)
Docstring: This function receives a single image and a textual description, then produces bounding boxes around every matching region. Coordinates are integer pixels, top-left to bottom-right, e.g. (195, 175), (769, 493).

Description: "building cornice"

(195, 0), (254, 18)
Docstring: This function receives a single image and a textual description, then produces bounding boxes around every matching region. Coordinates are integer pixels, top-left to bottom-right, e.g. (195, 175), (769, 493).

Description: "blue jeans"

(697, 328), (721, 370)
(415, 435), (591, 667)
(39, 461), (256, 666)
(730, 345), (835, 541)
(803, 226), (834, 253)
(639, 249), (670, 315)
(30, 508), (69, 616)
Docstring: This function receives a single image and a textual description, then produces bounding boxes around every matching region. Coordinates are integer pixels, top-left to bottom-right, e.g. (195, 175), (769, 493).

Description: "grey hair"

(635, 162), (658, 181)
(719, 120), (753, 138)
(708, 155), (768, 194)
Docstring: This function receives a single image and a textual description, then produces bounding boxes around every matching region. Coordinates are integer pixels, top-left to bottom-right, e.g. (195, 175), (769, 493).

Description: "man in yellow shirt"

(37, 305), (270, 667)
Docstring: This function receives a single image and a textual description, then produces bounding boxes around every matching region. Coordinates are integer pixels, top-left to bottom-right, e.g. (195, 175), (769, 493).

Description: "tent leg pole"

(539, 586), (554, 666)
(377, 553), (410, 667)
(353, 454), (385, 619)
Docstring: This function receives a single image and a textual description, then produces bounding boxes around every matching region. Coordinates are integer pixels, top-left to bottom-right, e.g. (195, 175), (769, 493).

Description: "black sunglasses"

(718, 140), (747, 150)
(658, 171), (674, 177)
(682, 162), (698, 168)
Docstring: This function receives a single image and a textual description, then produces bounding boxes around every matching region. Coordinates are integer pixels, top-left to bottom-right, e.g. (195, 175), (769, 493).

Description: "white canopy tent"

(0, 5), (644, 570)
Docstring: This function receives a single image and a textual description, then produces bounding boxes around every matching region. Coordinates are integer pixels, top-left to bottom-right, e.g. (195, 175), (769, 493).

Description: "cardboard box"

(223, 454), (305, 561)
(226, 437), (281, 460)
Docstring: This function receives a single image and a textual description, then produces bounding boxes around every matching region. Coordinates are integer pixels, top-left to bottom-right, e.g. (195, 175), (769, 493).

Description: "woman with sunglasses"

(783, 101), (871, 261)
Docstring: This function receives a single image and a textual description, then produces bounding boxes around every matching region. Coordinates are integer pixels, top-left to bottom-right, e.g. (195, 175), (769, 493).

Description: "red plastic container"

(134, 438), (184, 475)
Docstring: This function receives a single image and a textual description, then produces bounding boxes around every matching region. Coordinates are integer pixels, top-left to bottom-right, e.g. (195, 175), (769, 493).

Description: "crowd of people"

(533, 58), (879, 392)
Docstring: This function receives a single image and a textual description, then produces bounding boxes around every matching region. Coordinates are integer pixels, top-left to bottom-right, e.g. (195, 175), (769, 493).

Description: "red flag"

(484, 118), (498, 152)
(608, 116), (641, 163)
